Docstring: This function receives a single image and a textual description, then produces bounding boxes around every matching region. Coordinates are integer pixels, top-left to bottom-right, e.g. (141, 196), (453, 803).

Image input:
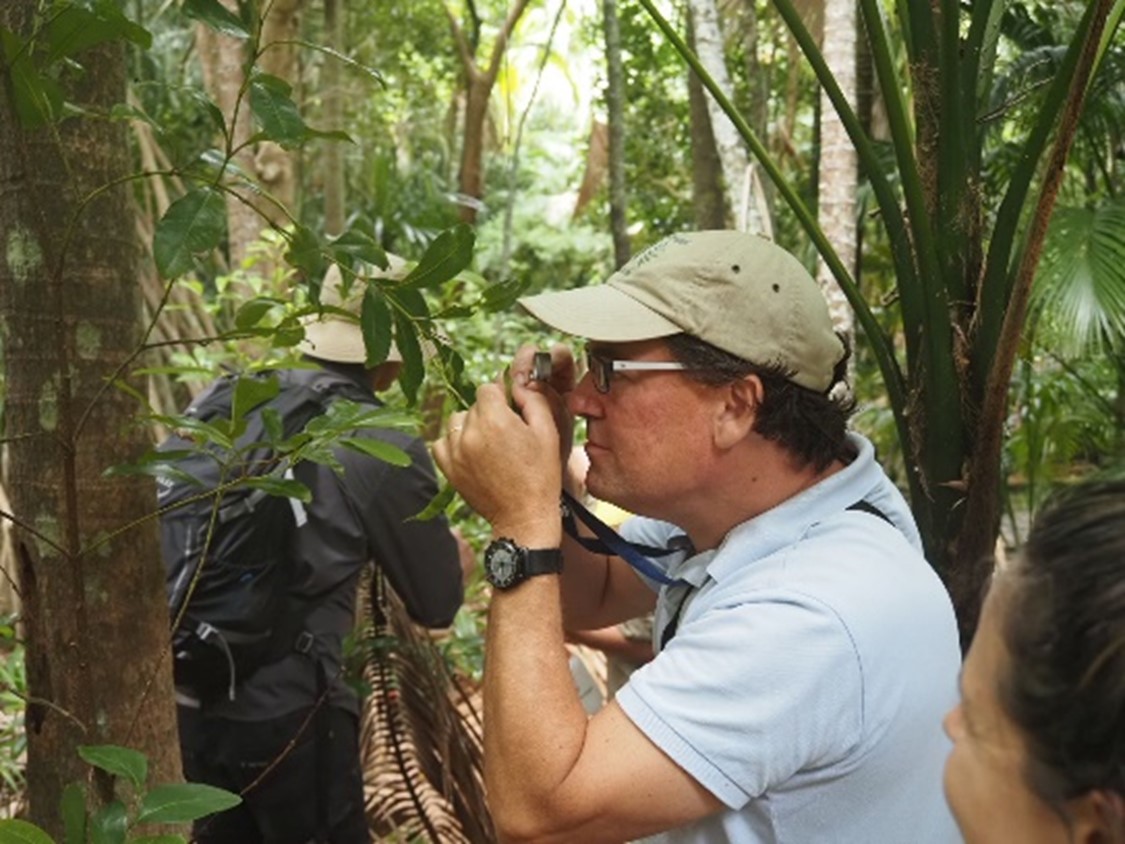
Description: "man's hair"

(665, 333), (854, 471)
(998, 475), (1125, 814)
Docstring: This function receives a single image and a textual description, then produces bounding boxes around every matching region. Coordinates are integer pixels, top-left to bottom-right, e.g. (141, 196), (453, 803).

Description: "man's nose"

(567, 370), (601, 418)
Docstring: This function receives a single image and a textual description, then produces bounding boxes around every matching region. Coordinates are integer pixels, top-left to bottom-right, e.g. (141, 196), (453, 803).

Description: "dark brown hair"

(665, 333), (854, 471)
(999, 475), (1125, 809)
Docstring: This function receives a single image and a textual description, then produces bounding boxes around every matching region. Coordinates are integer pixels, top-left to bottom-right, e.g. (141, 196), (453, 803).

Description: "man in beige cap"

(435, 231), (960, 843)
(172, 256), (470, 844)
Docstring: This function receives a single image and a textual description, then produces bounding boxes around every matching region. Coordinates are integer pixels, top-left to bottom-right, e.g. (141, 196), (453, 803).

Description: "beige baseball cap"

(297, 255), (407, 365)
(518, 231), (845, 391)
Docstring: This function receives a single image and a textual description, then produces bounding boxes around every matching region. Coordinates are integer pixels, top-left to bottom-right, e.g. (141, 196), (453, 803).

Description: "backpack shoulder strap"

(845, 499), (893, 526)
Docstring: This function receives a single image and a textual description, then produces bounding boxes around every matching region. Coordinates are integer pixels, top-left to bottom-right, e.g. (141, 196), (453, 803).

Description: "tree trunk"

(257, 0), (301, 219)
(688, 36), (728, 230)
(0, 9), (180, 836)
(196, 0), (302, 268)
(686, 0), (749, 229)
(322, 0), (346, 236)
(603, 0), (631, 268)
(445, 0), (533, 224)
(195, 2), (256, 269)
(816, 0), (857, 339)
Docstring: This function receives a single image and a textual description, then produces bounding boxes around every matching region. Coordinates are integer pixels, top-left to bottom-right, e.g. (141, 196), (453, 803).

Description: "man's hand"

(434, 350), (570, 546)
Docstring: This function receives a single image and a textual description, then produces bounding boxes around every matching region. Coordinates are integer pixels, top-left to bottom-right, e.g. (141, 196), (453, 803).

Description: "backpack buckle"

(294, 631), (315, 654)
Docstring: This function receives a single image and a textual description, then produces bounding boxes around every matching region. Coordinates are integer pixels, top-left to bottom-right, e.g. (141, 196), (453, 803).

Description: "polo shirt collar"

(701, 433), (882, 585)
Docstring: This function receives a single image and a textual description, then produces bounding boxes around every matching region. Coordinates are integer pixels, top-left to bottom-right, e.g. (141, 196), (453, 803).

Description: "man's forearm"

(484, 576), (591, 841)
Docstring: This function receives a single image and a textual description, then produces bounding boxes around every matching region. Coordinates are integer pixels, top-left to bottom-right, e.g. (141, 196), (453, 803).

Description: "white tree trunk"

(688, 0), (759, 233)
(816, 0), (857, 337)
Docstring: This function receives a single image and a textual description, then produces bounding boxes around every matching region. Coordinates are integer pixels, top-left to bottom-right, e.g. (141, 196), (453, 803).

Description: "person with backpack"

(434, 231), (961, 843)
(164, 255), (470, 844)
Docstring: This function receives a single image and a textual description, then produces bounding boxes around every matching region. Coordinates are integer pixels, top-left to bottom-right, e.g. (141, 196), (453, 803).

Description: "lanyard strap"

(560, 490), (688, 587)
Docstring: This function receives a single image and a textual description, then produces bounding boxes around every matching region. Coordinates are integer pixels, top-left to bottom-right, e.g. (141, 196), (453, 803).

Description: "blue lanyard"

(560, 490), (690, 587)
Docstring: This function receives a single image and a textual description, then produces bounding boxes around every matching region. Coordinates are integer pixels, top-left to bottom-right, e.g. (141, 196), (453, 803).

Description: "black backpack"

(157, 369), (374, 703)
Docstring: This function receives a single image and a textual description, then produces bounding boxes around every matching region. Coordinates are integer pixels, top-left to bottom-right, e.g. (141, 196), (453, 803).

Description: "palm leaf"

(359, 571), (493, 843)
(1031, 197), (1125, 355)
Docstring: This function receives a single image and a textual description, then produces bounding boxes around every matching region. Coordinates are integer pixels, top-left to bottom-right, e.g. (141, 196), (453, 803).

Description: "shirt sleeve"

(296, 428), (465, 628)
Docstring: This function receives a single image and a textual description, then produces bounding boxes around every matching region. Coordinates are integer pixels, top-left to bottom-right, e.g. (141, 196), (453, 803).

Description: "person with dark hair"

(172, 256), (471, 844)
(434, 231), (961, 842)
(944, 475), (1125, 844)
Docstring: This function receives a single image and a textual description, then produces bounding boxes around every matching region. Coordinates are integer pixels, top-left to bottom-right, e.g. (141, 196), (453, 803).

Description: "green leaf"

(340, 437), (412, 467)
(104, 458), (202, 487)
(284, 226), (326, 292)
(479, 279), (525, 313)
(249, 73), (307, 148)
(0, 27), (63, 127)
(136, 783), (241, 825)
(328, 230), (387, 268)
(411, 483), (457, 522)
(401, 224), (475, 289)
(261, 406), (283, 443)
(78, 745), (146, 791)
(242, 475), (311, 503)
(393, 312), (424, 406)
(129, 837), (186, 844)
(392, 287), (430, 320)
(272, 321), (306, 349)
(302, 126), (354, 144)
(45, 4), (151, 63)
(1033, 198), (1125, 353)
(235, 298), (280, 330)
(89, 801), (126, 844)
(360, 288), (393, 367)
(61, 782), (86, 844)
(181, 0), (250, 38)
(0, 819), (56, 844)
(291, 39), (384, 85)
(231, 374), (279, 423)
(153, 188), (226, 278)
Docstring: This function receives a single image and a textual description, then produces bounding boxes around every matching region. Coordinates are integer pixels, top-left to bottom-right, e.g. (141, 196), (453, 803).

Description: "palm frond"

(360, 570), (493, 843)
(1031, 196), (1125, 355)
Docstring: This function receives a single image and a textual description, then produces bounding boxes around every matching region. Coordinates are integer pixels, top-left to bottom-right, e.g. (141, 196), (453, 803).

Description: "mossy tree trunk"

(0, 5), (180, 835)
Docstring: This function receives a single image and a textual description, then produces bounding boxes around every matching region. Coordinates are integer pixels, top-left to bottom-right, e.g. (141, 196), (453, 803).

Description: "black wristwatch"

(483, 538), (563, 590)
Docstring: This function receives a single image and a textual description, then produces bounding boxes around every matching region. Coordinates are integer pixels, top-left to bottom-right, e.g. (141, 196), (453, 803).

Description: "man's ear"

(1067, 789), (1125, 844)
(713, 374), (763, 450)
(368, 361), (402, 393)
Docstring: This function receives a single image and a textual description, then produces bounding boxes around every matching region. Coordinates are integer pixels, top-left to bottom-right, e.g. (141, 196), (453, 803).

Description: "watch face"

(486, 540), (523, 589)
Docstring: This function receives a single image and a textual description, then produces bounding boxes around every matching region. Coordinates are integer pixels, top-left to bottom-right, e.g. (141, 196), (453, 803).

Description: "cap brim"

(519, 284), (681, 343)
(297, 320), (402, 364)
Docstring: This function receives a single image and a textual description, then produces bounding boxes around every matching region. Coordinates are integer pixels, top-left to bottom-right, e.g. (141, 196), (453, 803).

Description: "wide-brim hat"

(297, 256), (407, 365)
(518, 231), (845, 392)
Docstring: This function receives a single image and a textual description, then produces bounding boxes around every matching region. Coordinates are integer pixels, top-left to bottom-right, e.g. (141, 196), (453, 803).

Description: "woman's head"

(944, 476), (1125, 843)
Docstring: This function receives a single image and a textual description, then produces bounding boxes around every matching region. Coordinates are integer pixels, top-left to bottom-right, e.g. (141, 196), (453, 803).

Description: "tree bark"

(686, 0), (750, 230)
(603, 0), (631, 268)
(816, 0), (858, 339)
(196, 0), (302, 268)
(0, 7), (180, 835)
(687, 34), (728, 230)
(322, 0), (346, 236)
(444, 0), (533, 224)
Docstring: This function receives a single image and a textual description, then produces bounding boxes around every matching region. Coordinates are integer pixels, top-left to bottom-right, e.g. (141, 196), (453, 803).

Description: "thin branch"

(0, 508), (68, 559)
(442, 1), (478, 78)
(484, 0), (534, 85)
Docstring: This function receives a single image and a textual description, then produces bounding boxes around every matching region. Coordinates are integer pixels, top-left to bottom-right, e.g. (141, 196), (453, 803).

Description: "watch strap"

(522, 547), (563, 577)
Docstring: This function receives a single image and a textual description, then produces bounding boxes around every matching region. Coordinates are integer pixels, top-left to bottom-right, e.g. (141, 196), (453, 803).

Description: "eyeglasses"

(584, 348), (693, 394)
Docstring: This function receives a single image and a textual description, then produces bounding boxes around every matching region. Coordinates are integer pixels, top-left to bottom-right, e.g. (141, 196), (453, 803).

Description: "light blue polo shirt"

(616, 434), (961, 843)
